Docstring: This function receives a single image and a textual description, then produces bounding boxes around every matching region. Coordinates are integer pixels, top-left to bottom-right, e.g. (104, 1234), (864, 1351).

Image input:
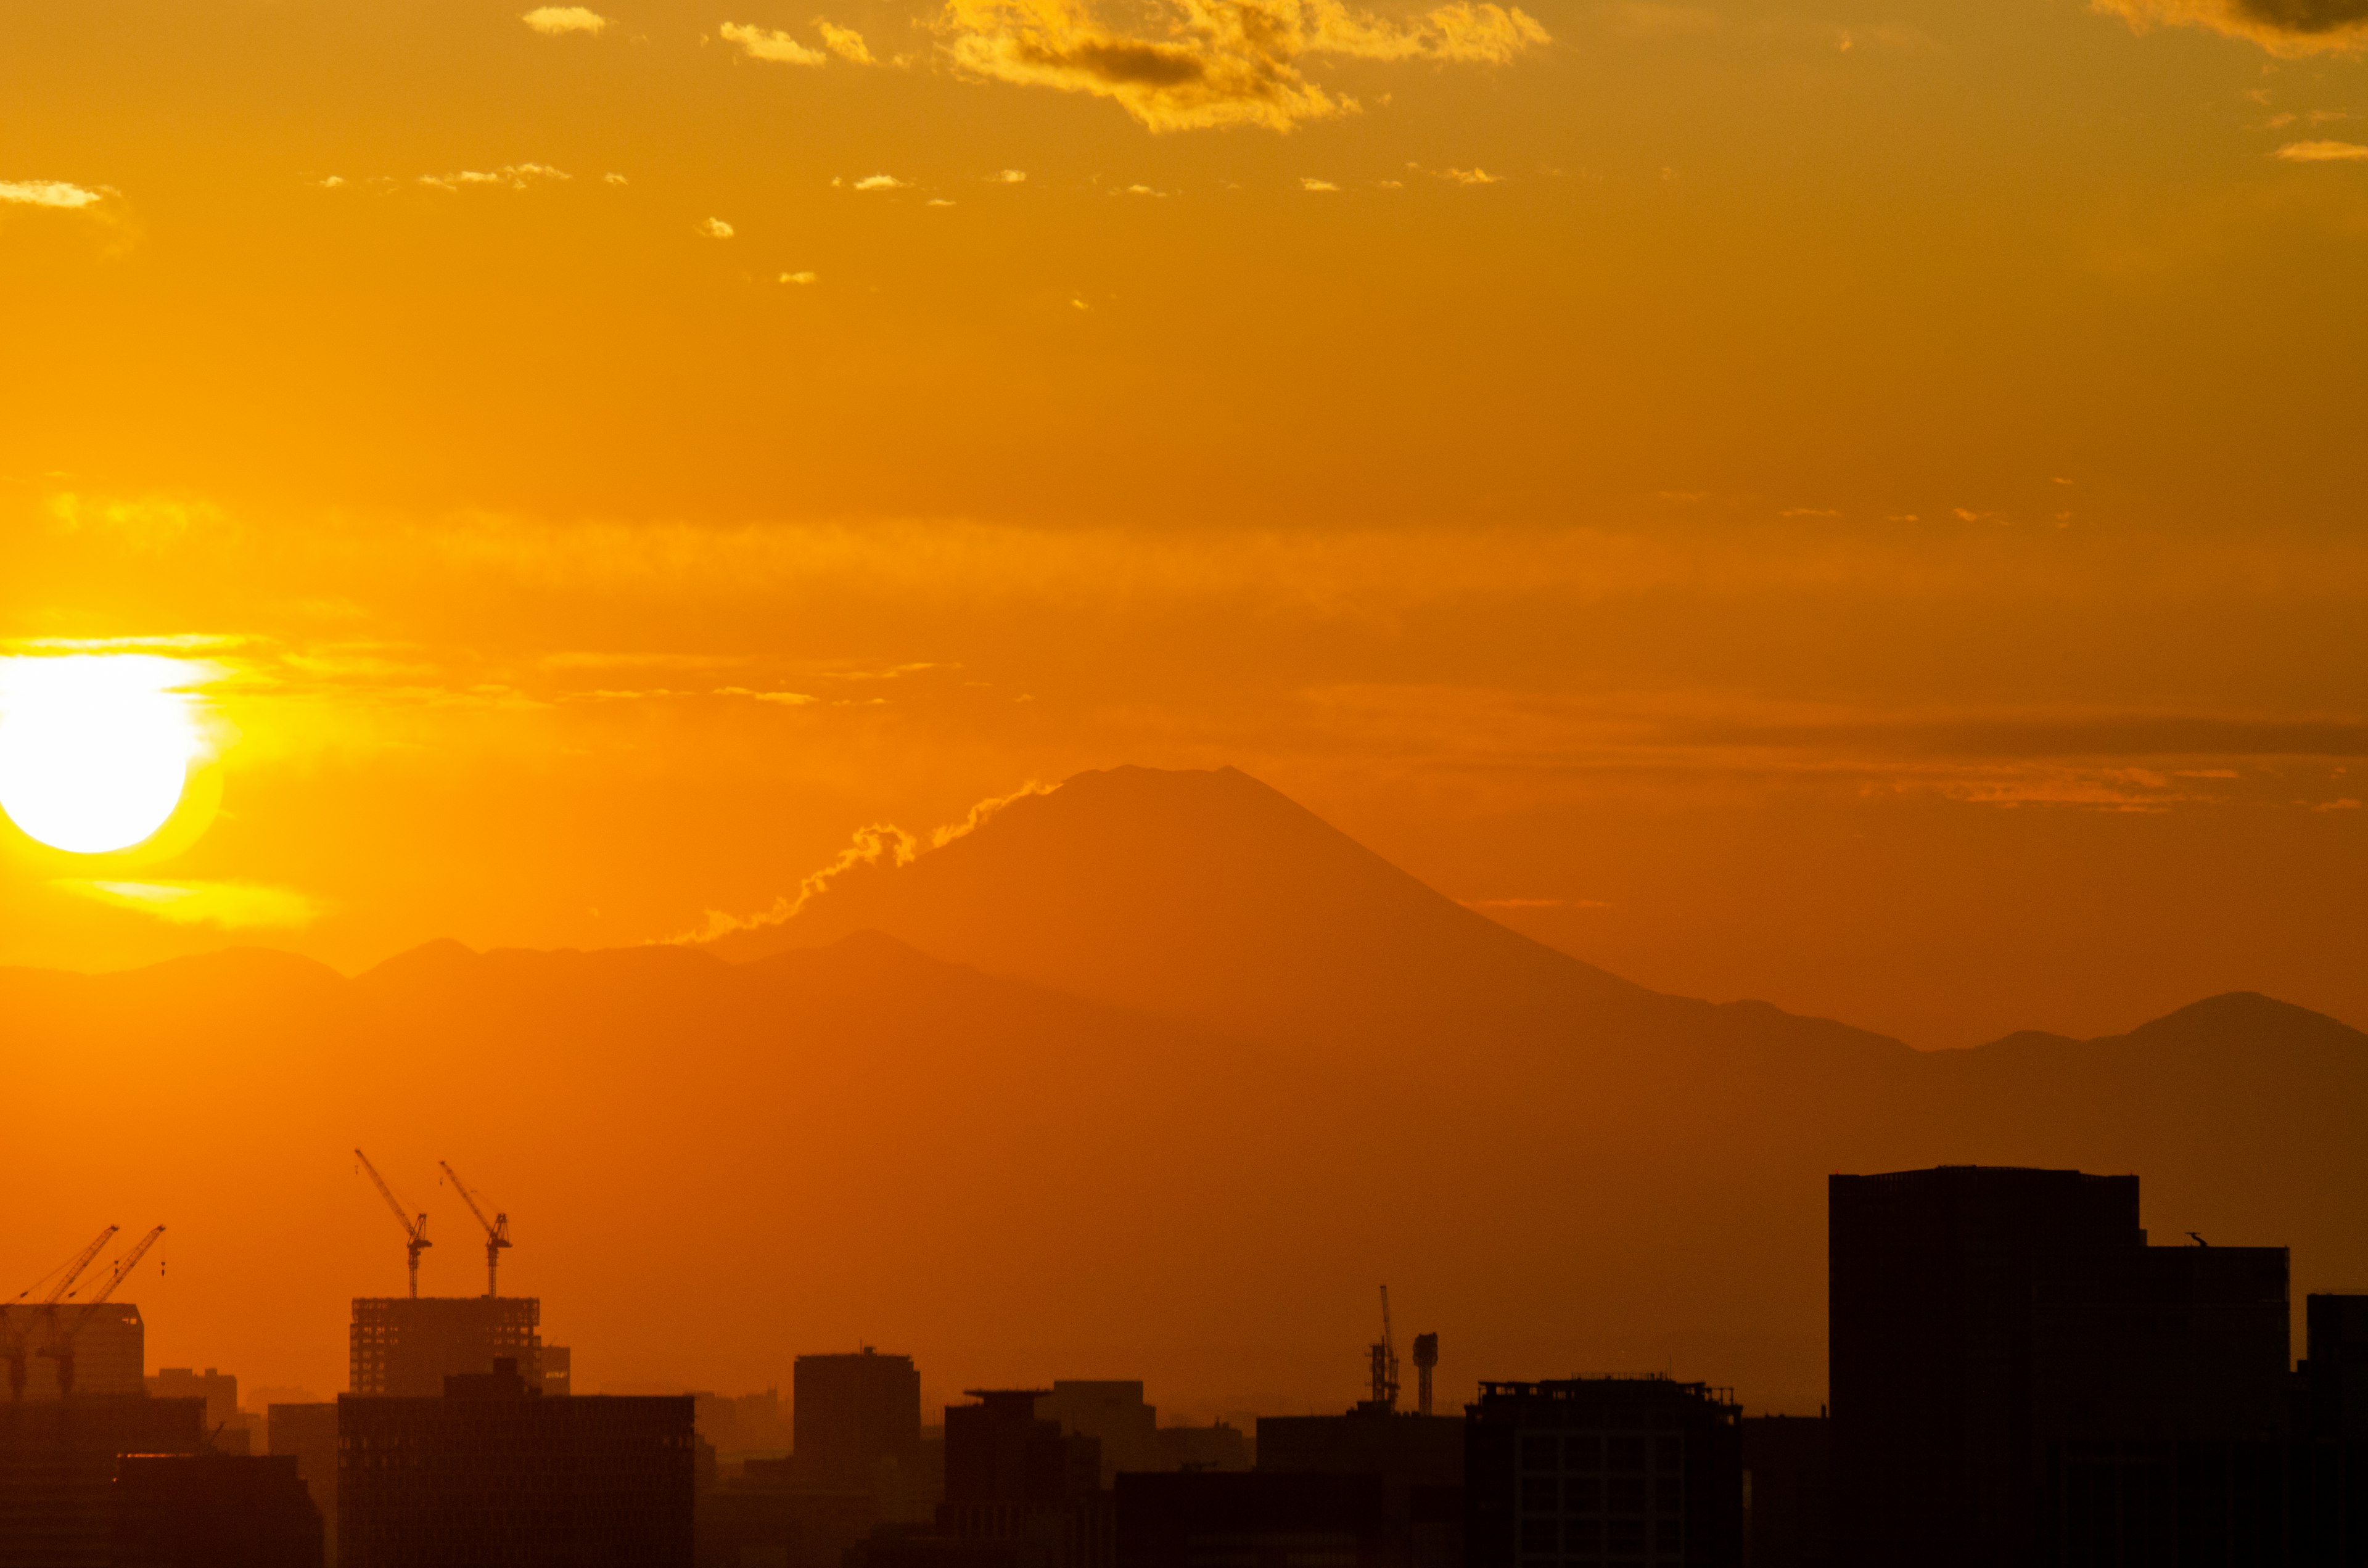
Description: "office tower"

(0, 1395), (205, 1568)
(113, 1453), (324, 1568)
(1116, 1472), (1389, 1568)
(540, 1345), (572, 1397)
(269, 1403), (340, 1567)
(1037, 1384), (1159, 1485)
(1830, 1165), (2301, 1567)
(150, 1367), (259, 1452)
(348, 1297), (542, 1395)
(1258, 1400), (1463, 1567)
(1465, 1376), (1745, 1568)
(1829, 1165), (2144, 1567)
(0, 1303), (145, 1398)
(2293, 1292), (2368, 1556)
(794, 1350), (923, 1490)
(1739, 1415), (1828, 1568)
(339, 1358), (694, 1567)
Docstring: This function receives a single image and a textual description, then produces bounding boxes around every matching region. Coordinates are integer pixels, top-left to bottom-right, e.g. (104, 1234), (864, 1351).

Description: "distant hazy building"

(268, 1403), (340, 1567)
(1116, 1471), (1388, 1568)
(794, 1350), (923, 1490)
(347, 1296), (541, 1396)
(113, 1453), (324, 1568)
(0, 1303), (144, 1399)
(0, 1395), (205, 1568)
(694, 1461), (874, 1568)
(339, 1358), (694, 1567)
(1038, 1384), (1158, 1485)
(1740, 1415), (1828, 1568)
(540, 1344), (571, 1397)
(1465, 1376), (1744, 1568)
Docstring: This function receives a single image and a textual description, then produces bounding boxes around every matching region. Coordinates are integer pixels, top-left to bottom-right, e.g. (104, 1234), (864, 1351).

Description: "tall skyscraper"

(794, 1350), (923, 1490)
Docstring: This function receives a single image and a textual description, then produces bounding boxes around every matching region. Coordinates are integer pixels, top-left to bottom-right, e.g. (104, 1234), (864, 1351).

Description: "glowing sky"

(1, 0), (2364, 1047)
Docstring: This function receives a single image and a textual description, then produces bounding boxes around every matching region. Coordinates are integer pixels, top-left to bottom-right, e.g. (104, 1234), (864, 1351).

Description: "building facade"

(347, 1296), (541, 1397)
(113, 1453), (324, 1568)
(1466, 1377), (1743, 1568)
(794, 1349), (923, 1491)
(339, 1358), (694, 1567)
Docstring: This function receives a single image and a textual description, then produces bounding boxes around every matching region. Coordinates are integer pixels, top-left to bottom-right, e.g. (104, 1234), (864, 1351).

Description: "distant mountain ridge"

(0, 765), (2361, 1416)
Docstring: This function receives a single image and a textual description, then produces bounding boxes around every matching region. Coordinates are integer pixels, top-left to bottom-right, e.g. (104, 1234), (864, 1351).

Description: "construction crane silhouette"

(356, 1149), (432, 1298)
(5, 1226), (117, 1402)
(1369, 1286), (1400, 1413)
(40, 1225), (163, 1398)
(439, 1160), (512, 1299)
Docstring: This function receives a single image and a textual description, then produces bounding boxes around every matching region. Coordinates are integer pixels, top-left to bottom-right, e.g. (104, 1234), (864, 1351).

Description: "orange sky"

(3, 0), (2366, 1056)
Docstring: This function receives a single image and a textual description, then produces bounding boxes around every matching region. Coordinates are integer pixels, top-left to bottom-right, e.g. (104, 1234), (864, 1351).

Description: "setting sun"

(0, 655), (202, 855)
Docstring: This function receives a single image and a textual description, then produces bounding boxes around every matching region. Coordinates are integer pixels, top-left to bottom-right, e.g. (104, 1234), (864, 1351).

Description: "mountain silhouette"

(1, 768), (2362, 1418)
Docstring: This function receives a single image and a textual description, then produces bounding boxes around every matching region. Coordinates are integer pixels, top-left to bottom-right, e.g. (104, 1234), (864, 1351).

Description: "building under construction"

(348, 1297), (543, 1397)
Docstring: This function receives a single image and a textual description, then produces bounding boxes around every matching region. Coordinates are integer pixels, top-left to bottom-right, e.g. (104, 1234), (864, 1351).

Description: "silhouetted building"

(1151, 1422), (1251, 1473)
(1830, 1165), (2329, 1567)
(540, 1345), (571, 1397)
(693, 1460), (874, 1568)
(694, 1388), (789, 1458)
(0, 1303), (145, 1399)
(1830, 1165), (2145, 1568)
(796, 1350), (923, 1491)
(339, 1357), (694, 1567)
(0, 1395), (204, 1568)
(935, 1390), (1109, 1568)
(348, 1297), (542, 1397)
(113, 1453), (324, 1568)
(1258, 1406), (1462, 1567)
(152, 1367), (259, 1452)
(1466, 1376), (1743, 1568)
(2293, 1292), (2368, 1557)
(268, 1403), (340, 1568)
(1740, 1415), (1828, 1568)
(1116, 1471), (1389, 1568)
(1039, 1384), (1158, 1485)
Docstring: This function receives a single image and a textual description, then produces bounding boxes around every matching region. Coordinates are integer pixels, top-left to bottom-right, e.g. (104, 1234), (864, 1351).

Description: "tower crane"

(40, 1225), (163, 1398)
(356, 1149), (432, 1298)
(438, 1160), (512, 1299)
(5, 1226), (117, 1402)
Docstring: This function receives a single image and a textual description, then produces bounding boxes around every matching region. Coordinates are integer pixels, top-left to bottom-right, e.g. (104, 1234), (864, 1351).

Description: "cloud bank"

(723, 20), (830, 63)
(0, 181), (106, 210)
(937, 0), (1551, 131)
(2093, 0), (2368, 54)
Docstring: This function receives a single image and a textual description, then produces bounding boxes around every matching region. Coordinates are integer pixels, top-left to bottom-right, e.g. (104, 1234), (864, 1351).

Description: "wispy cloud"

(1301, 176), (1341, 191)
(2092, 0), (2368, 55)
(419, 164), (571, 191)
(56, 879), (320, 930)
(990, 168), (1029, 183)
(852, 173), (908, 190)
(780, 269), (818, 283)
(937, 0), (1550, 133)
(2275, 139), (2368, 160)
(698, 216), (736, 237)
(722, 20), (829, 63)
(522, 6), (609, 35)
(817, 19), (877, 60)
(0, 180), (108, 210)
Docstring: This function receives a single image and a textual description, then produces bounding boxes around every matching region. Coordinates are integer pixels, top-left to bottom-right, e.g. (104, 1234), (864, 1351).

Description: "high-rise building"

(794, 1350), (923, 1490)
(1465, 1377), (1744, 1568)
(939, 1390), (1109, 1568)
(1739, 1415), (1828, 1568)
(1829, 1165), (2143, 1568)
(0, 1303), (145, 1399)
(1830, 1165), (2301, 1567)
(347, 1297), (541, 1396)
(540, 1345), (572, 1397)
(339, 1358), (694, 1567)
(269, 1403), (341, 1567)
(0, 1395), (205, 1568)
(113, 1453), (324, 1568)
(1258, 1405), (1463, 1567)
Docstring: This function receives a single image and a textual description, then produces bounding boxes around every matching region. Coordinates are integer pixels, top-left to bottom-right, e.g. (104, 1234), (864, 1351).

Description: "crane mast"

(41, 1225), (163, 1398)
(5, 1226), (118, 1402)
(356, 1149), (432, 1298)
(439, 1160), (512, 1299)
(1369, 1286), (1400, 1413)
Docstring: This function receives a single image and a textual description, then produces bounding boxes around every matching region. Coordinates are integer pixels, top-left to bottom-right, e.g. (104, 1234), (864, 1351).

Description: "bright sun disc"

(0, 657), (202, 855)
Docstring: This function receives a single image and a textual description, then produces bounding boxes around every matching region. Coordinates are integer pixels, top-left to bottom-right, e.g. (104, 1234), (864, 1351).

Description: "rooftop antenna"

(439, 1160), (512, 1299)
(1369, 1287), (1400, 1413)
(1412, 1332), (1439, 1417)
(356, 1149), (432, 1298)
